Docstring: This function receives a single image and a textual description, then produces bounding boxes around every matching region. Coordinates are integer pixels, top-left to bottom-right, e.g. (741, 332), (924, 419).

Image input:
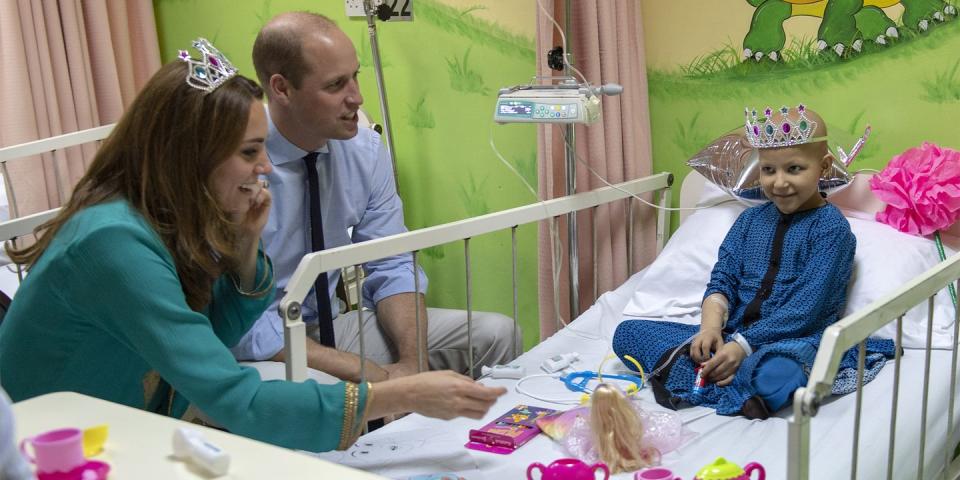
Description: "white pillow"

(621, 186), (956, 349)
(621, 183), (744, 319)
(846, 217), (956, 349)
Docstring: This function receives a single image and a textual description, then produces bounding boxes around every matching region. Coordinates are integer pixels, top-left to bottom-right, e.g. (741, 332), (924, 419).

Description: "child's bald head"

(765, 107), (829, 159)
(757, 107), (834, 213)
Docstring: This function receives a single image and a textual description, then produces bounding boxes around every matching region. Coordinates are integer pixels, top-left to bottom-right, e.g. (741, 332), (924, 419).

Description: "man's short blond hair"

(252, 11), (339, 89)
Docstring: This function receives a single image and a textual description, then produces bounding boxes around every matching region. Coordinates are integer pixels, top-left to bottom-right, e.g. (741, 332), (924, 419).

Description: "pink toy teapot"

(527, 458), (610, 480)
(694, 457), (765, 480)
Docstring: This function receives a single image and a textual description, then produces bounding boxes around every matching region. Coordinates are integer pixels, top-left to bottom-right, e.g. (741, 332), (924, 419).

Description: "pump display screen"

(498, 101), (534, 117)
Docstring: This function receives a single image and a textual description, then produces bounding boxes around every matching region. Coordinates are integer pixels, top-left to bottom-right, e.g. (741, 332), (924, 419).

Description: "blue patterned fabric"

(612, 202), (895, 415)
(752, 356), (805, 411)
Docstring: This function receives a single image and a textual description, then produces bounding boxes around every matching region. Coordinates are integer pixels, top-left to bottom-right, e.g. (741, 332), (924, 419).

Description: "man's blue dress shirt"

(231, 107), (427, 361)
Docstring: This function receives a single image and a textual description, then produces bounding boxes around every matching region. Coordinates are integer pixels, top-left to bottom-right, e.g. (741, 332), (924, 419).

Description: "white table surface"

(13, 392), (386, 479)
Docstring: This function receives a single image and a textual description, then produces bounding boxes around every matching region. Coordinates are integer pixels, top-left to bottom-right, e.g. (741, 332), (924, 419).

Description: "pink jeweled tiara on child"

(177, 38), (237, 93)
(744, 104), (820, 149)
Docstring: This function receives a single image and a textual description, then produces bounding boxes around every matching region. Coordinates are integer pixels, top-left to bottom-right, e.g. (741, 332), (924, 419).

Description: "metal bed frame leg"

(627, 197), (634, 274)
(948, 281), (959, 478)
(552, 217), (563, 334)
(788, 388), (813, 480)
(591, 206), (598, 301)
(851, 341), (866, 480)
(281, 301), (307, 382)
(656, 186), (671, 254)
(354, 266), (367, 385)
(353, 264), (370, 434)
(0, 161), (20, 221)
(886, 316), (903, 480)
(919, 297), (935, 479)
(1, 161), (25, 283)
(464, 238), (474, 378)
(511, 227), (520, 360)
(413, 251), (424, 373)
(50, 149), (67, 204)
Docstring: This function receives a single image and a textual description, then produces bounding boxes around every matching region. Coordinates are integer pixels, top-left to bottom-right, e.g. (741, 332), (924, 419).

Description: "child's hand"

(700, 342), (747, 386)
(691, 328), (723, 364)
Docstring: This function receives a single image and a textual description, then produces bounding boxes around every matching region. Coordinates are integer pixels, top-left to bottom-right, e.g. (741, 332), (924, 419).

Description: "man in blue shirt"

(232, 11), (518, 383)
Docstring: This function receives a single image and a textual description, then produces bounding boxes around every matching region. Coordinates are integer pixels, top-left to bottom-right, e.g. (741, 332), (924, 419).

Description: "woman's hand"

(690, 327), (724, 364)
(368, 371), (506, 421)
(237, 180), (272, 241)
(232, 182), (271, 291)
(699, 342), (747, 386)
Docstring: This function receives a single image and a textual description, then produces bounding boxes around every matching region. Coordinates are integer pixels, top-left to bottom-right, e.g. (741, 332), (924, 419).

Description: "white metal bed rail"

(278, 172), (674, 382)
(0, 124), (115, 243)
(788, 251), (960, 480)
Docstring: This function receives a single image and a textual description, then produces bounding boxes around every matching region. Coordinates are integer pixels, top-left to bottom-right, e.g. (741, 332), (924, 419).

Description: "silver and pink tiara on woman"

(178, 38), (237, 93)
(744, 104), (818, 149)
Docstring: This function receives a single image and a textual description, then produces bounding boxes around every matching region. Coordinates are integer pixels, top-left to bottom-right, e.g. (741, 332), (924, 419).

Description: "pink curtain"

(0, 0), (160, 219)
(536, 1), (656, 339)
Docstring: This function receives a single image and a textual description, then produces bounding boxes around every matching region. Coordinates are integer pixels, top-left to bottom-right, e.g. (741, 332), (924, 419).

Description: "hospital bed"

(0, 125), (116, 303)
(2, 127), (958, 480)
(289, 172), (960, 480)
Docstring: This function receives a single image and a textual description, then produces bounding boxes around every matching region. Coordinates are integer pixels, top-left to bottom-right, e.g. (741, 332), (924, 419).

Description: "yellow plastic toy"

(82, 424), (109, 457)
(693, 457), (765, 480)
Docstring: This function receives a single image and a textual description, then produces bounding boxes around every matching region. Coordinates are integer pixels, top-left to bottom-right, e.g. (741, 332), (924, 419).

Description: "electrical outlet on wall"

(345, 0), (368, 18)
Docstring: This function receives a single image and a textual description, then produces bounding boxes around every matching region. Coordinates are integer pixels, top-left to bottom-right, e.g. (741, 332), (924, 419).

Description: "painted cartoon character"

(743, 0), (957, 61)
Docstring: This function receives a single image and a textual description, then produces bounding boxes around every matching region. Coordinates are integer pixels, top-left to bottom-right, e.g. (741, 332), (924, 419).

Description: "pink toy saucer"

(38, 460), (110, 480)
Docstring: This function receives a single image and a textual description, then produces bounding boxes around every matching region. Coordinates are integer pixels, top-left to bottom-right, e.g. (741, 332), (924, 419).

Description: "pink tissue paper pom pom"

(869, 142), (960, 237)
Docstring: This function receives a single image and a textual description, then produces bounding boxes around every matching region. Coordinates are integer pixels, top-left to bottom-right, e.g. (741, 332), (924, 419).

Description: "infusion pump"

(493, 86), (602, 125)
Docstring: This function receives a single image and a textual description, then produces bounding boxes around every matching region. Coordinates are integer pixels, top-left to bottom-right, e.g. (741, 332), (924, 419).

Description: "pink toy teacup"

(636, 467), (681, 480)
(527, 458), (610, 480)
(19, 428), (85, 474)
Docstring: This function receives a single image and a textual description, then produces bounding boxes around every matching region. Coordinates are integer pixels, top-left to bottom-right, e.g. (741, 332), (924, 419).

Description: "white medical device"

(481, 364), (527, 379)
(540, 352), (580, 373)
(172, 428), (231, 477)
(494, 81), (623, 125)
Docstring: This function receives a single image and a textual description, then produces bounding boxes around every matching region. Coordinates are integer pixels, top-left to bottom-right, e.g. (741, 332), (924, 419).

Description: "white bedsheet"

(318, 272), (960, 480)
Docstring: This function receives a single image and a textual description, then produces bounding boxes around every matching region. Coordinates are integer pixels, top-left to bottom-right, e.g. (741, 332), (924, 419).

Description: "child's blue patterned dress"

(613, 202), (895, 415)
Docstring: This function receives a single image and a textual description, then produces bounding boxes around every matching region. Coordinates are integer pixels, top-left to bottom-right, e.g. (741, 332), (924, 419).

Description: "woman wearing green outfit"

(0, 39), (504, 452)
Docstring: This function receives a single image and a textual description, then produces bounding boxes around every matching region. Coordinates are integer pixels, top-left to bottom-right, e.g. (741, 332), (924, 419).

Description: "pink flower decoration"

(870, 142), (960, 236)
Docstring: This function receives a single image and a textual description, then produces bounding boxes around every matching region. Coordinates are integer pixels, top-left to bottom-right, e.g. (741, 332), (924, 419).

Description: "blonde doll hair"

(589, 383), (659, 473)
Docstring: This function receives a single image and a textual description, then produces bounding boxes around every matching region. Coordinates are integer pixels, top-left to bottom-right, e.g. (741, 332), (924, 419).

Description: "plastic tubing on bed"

(644, 332), (699, 382)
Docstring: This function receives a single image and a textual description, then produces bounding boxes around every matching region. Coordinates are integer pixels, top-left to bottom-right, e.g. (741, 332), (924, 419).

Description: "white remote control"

(481, 364), (526, 379)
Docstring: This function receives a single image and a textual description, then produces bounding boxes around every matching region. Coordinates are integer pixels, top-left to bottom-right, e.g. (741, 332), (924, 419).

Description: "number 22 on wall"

(345, 0), (412, 21)
(385, 0), (412, 20)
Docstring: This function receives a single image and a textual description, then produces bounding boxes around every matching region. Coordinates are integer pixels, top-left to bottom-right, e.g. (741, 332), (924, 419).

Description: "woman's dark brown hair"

(7, 61), (264, 311)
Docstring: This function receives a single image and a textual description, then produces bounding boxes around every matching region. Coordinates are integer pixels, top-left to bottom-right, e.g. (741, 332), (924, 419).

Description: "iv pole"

(363, 0), (400, 191)
(562, 0), (580, 318)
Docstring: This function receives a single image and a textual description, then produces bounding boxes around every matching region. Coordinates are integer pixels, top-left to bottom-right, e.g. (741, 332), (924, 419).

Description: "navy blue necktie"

(302, 152), (336, 347)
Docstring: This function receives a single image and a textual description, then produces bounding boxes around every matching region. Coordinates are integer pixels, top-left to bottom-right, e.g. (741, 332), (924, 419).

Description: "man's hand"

(359, 362), (391, 383)
(699, 342), (747, 387)
(271, 340), (392, 383)
(383, 361), (420, 380)
(690, 327), (724, 364)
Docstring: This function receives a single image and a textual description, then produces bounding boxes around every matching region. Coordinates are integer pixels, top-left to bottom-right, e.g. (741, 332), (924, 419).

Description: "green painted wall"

(153, 0), (541, 350)
(641, 0), (960, 230)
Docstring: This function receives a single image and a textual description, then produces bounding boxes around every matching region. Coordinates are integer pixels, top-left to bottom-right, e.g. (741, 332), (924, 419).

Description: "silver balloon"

(686, 127), (868, 205)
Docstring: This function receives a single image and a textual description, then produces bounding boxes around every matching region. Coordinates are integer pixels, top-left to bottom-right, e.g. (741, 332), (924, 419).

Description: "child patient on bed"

(612, 105), (894, 419)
